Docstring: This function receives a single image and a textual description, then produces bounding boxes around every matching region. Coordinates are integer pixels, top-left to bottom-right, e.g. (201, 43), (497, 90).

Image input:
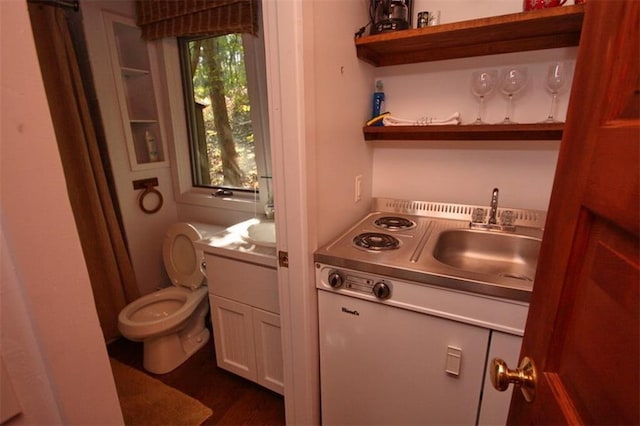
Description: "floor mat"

(109, 358), (212, 425)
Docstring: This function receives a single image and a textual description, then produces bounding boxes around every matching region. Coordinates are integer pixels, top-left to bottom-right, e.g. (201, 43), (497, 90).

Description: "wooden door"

(504, 1), (639, 424)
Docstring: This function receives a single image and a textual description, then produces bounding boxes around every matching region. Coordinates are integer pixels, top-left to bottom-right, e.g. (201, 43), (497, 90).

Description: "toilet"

(118, 222), (223, 374)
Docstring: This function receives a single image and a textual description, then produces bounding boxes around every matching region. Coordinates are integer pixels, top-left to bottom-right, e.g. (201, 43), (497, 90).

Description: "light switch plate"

(355, 175), (362, 202)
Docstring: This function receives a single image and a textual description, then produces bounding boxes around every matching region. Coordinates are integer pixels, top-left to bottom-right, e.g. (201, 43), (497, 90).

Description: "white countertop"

(195, 218), (277, 268)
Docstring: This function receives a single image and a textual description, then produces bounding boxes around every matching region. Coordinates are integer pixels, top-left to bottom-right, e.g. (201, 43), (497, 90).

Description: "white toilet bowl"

(117, 222), (223, 374)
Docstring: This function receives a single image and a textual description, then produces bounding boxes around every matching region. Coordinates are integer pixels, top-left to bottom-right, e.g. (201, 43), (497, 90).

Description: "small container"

(145, 130), (159, 162)
(417, 11), (440, 28)
(417, 11), (429, 28)
(371, 80), (385, 126)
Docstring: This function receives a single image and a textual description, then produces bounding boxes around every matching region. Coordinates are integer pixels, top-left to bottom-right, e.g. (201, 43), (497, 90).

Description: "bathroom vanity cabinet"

(205, 253), (284, 395)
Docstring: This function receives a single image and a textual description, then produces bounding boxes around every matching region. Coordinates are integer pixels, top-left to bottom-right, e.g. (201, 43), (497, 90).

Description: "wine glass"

(470, 70), (498, 125)
(541, 62), (569, 123)
(499, 67), (528, 124)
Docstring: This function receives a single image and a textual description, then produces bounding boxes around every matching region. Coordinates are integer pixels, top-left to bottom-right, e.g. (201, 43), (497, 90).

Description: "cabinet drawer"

(206, 254), (279, 314)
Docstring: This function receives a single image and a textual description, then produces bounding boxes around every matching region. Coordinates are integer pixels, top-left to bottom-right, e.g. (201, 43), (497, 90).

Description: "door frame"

(262, 0), (320, 424)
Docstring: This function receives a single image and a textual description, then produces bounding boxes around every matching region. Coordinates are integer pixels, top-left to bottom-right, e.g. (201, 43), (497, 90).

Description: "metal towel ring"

(138, 185), (163, 214)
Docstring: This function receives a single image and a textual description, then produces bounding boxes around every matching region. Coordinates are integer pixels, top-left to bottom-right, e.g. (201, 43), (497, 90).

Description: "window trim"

(160, 27), (271, 213)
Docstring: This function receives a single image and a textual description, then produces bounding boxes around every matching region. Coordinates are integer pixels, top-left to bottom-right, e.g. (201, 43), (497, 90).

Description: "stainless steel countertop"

(314, 201), (545, 303)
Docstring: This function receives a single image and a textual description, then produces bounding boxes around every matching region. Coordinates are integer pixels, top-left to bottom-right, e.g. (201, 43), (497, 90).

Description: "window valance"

(136, 0), (258, 40)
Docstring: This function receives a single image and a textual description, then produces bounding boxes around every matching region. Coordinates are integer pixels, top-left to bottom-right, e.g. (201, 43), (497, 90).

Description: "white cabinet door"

(478, 331), (523, 425)
(318, 290), (490, 425)
(210, 295), (285, 395)
(209, 295), (257, 382)
(253, 308), (284, 394)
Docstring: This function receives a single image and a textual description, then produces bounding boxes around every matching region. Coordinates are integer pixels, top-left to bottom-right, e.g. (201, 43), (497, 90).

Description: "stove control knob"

(328, 271), (345, 289)
(372, 281), (391, 299)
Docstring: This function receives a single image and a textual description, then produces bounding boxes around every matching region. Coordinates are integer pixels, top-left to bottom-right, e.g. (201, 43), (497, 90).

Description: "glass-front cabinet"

(104, 13), (168, 170)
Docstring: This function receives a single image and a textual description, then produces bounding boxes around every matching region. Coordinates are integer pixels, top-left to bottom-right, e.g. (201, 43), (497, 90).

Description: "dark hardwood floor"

(107, 326), (286, 426)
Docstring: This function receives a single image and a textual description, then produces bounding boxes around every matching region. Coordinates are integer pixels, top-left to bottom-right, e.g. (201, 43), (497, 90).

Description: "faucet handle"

(500, 210), (515, 227)
(471, 208), (487, 223)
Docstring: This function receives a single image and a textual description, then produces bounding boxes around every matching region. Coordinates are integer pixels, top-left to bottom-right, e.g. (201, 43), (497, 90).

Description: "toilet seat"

(118, 286), (208, 341)
(162, 223), (205, 289)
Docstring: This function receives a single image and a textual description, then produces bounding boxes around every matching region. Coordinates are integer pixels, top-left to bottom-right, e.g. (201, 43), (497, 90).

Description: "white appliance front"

(318, 290), (490, 425)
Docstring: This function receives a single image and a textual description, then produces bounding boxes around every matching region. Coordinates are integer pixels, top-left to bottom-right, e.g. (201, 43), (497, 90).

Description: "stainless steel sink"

(432, 229), (541, 282)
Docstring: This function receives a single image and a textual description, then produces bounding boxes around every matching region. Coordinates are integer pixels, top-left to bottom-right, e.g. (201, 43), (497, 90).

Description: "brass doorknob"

(490, 356), (537, 402)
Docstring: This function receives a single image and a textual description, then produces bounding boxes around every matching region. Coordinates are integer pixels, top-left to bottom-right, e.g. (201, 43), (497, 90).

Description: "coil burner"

(353, 232), (401, 251)
(374, 216), (417, 231)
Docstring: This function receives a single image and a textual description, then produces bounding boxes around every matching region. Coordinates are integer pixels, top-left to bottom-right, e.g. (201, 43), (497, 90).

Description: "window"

(178, 31), (270, 202)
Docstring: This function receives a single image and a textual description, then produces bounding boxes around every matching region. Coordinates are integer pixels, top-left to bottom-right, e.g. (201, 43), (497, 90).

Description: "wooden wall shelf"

(356, 5), (585, 67)
(357, 6), (583, 141)
(363, 123), (564, 141)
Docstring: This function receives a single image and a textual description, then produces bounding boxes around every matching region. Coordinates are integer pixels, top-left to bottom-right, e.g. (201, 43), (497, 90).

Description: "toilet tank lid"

(163, 222), (216, 289)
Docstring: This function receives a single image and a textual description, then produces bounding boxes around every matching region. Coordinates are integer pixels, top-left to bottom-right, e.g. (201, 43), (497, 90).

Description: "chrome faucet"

(488, 188), (499, 225)
(470, 187), (516, 232)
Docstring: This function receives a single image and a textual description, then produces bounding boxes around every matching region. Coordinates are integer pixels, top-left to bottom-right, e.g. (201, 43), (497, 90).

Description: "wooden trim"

(363, 123), (563, 141)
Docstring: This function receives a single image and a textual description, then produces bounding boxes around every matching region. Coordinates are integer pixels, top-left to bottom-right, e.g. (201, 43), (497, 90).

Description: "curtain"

(28, 2), (140, 342)
(136, 0), (258, 40)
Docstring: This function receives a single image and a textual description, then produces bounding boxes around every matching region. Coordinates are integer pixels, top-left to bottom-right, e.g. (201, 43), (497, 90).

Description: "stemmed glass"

(499, 67), (528, 124)
(470, 70), (498, 125)
(541, 62), (569, 123)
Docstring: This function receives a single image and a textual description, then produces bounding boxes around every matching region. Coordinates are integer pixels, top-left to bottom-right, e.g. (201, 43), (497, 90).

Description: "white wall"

(372, 139), (560, 210)
(313, 0), (377, 246)
(1, 232), (62, 424)
(0, 1), (123, 424)
(367, 19), (577, 212)
(410, 0), (521, 25)
(375, 49), (575, 127)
